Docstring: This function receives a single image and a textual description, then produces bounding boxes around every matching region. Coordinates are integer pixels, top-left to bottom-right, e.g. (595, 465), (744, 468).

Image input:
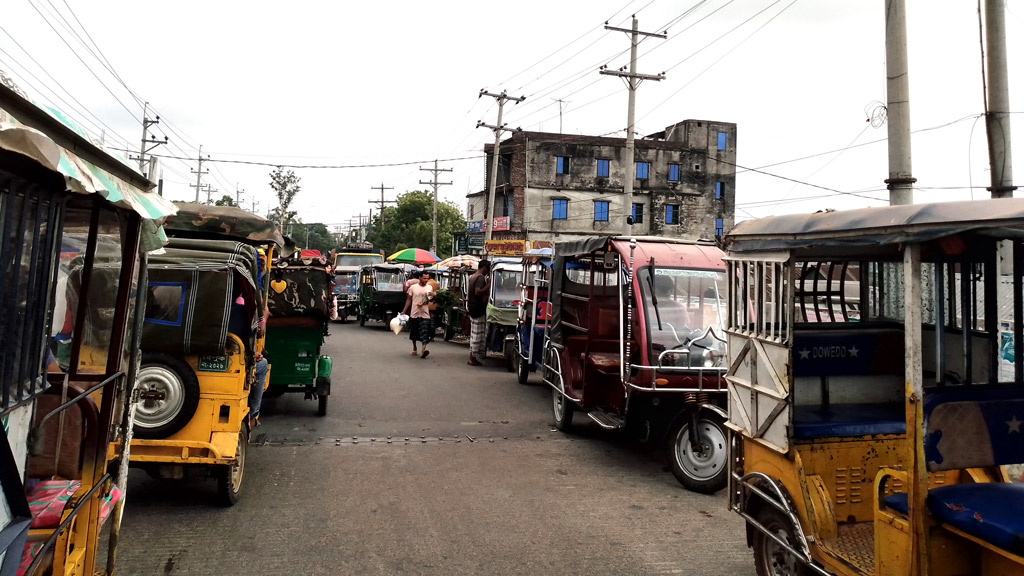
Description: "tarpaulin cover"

(548, 237), (615, 347)
(165, 202), (285, 249)
(142, 239), (260, 355)
(485, 304), (518, 326)
(267, 255), (333, 319)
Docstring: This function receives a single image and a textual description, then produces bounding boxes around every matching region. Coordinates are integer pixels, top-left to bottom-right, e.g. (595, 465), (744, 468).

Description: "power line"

(117, 151), (486, 170)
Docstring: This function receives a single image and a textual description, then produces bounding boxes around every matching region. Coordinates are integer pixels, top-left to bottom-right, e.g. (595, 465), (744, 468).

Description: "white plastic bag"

(390, 314), (409, 335)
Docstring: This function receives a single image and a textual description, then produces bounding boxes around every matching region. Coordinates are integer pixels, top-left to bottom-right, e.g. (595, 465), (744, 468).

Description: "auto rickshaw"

(541, 236), (730, 492)
(487, 259), (524, 371)
(263, 250), (333, 416)
(333, 265), (360, 323)
(119, 203), (283, 506)
(0, 84), (176, 575)
(515, 248), (553, 384)
(724, 198), (1024, 576)
(357, 263), (407, 326)
(441, 265), (473, 341)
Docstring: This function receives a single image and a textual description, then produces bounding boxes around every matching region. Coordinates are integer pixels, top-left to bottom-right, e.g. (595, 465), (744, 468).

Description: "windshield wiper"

(646, 257), (662, 330)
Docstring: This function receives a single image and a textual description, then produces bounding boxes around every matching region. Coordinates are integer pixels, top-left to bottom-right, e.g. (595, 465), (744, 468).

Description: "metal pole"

(984, 0), (1015, 199)
(621, 17), (639, 235)
(193, 144), (203, 202)
(884, 0), (915, 205)
(138, 102), (148, 173)
(432, 160), (439, 253)
(485, 100), (505, 243)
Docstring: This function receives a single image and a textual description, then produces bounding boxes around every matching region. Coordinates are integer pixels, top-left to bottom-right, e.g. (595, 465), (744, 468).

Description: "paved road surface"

(113, 321), (757, 576)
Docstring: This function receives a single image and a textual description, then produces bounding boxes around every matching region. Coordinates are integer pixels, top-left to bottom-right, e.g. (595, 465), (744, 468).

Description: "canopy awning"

(0, 84), (176, 251)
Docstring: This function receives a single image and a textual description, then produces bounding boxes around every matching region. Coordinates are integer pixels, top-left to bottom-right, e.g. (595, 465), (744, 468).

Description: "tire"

(516, 357), (530, 385)
(443, 320), (454, 342)
(752, 507), (810, 576)
(339, 314), (348, 324)
(359, 314), (366, 327)
(316, 376), (329, 416)
(504, 343), (515, 373)
(134, 353), (200, 439)
(668, 412), (728, 494)
(217, 427), (247, 507)
(552, 387), (574, 431)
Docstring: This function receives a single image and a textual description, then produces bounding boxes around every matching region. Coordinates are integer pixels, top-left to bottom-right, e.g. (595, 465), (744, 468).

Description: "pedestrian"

(403, 271), (434, 359)
(422, 271), (441, 341)
(466, 260), (491, 366)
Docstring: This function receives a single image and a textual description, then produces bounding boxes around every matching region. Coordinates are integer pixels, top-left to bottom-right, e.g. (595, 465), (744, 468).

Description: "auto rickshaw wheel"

(133, 353), (200, 439)
(217, 427), (247, 507)
(752, 507), (809, 576)
(316, 376), (329, 416)
(504, 343), (515, 373)
(516, 357), (530, 385)
(552, 388), (574, 431)
(359, 313), (366, 327)
(443, 320), (454, 341)
(668, 412), (727, 494)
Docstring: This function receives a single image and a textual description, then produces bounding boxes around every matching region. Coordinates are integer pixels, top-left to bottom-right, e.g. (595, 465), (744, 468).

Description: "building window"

(636, 162), (650, 180)
(596, 159), (610, 178)
(694, 164), (701, 171)
(552, 199), (568, 220)
(715, 218), (724, 237)
(632, 202), (644, 224)
(594, 201), (609, 222)
(715, 181), (724, 199)
(668, 164), (680, 182)
(665, 204), (680, 225)
(556, 156), (571, 175)
(717, 132), (727, 150)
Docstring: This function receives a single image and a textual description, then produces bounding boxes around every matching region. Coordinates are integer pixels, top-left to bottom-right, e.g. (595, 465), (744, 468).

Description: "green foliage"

(431, 288), (461, 310)
(268, 166), (301, 230)
(213, 194), (236, 207)
(294, 222), (339, 254)
(365, 190), (466, 258)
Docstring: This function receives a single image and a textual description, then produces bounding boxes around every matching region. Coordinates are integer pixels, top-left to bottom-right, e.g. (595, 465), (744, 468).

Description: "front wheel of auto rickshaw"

(516, 357), (530, 385)
(752, 507), (809, 576)
(134, 353), (201, 439)
(668, 413), (728, 494)
(217, 428), (247, 507)
(552, 388), (574, 431)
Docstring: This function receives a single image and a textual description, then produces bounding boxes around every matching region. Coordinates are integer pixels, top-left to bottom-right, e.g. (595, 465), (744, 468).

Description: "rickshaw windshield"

(374, 270), (405, 291)
(491, 269), (520, 308)
(334, 272), (358, 295)
(337, 254), (382, 267)
(639, 267), (726, 350)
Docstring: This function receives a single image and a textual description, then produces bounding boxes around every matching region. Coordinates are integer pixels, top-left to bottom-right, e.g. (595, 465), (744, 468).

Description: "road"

(113, 321), (757, 576)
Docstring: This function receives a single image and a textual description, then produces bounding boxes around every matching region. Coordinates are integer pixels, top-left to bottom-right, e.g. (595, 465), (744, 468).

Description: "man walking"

(467, 260), (491, 366)
(403, 271), (434, 359)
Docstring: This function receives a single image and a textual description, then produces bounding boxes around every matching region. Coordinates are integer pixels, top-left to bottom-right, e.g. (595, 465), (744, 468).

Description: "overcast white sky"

(1, 1), (1021, 232)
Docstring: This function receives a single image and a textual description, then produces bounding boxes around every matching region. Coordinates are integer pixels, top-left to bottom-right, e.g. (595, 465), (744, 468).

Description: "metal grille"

(0, 171), (64, 414)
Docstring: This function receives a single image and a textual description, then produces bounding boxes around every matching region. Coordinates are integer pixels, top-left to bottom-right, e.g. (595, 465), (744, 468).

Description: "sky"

(1, 0), (1021, 234)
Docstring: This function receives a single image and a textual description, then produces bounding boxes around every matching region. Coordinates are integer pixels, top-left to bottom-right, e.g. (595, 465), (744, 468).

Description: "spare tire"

(133, 353), (200, 439)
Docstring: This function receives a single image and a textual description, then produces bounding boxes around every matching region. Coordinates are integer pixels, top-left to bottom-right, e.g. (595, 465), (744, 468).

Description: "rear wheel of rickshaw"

(516, 357), (530, 385)
(217, 427), (247, 506)
(443, 320), (454, 341)
(552, 388), (574, 431)
(504, 343), (515, 372)
(359, 313), (366, 327)
(134, 353), (200, 439)
(752, 507), (809, 576)
(668, 413), (728, 493)
(316, 376), (330, 416)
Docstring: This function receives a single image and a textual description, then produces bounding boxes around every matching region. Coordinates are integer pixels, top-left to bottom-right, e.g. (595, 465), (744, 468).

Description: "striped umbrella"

(386, 247), (440, 264)
(438, 254), (480, 269)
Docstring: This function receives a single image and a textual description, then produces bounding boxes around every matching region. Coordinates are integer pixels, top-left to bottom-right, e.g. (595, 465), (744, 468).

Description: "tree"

(214, 195), (236, 207)
(267, 166), (300, 234)
(365, 191), (465, 258)
(294, 222), (339, 253)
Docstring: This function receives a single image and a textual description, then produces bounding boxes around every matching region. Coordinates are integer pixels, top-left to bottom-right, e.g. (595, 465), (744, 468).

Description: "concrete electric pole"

(134, 101), (168, 174)
(190, 145), (210, 203)
(369, 183), (395, 229)
(477, 89), (525, 243)
(883, 0), (915, 206)
(600, 16), (666, 235)
(984, 0), (1016, 200)
(420, 160), (453, 253)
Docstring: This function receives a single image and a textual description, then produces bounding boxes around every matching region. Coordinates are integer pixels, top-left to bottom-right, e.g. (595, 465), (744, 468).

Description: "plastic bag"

(390, 314), (409, 335)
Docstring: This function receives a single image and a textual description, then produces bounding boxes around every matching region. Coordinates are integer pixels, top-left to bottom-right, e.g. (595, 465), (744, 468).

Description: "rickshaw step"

(587, 410), (625, 430)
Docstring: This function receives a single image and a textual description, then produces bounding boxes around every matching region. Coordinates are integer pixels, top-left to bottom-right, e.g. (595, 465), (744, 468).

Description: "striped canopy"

(438, 254), (480, 269)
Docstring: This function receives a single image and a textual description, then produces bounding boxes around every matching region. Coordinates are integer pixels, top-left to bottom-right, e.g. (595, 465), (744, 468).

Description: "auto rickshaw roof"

(555, 236), (724, 270)
(0, 84), (177, 251)
(724, 197), (1024, 253)
(165, 202), (286, 249)
(363, 263), (406, 272)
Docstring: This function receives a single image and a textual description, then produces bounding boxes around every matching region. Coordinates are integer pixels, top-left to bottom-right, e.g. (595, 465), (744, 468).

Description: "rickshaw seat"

(588, 352), (621, 374)
(792, 403), (905, 438)
(927, 484), (1024, 555)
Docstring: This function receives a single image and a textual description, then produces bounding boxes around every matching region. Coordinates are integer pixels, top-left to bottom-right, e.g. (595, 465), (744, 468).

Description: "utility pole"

(883, 0), (915, 205)
(204, 184), (218, 205)
(368, 183), (395, 229)
(134, 101), (167, 174)
(420, 160), (453, 253)
(984, 0), (1016, 200)
(552, 99), (570, 134)
(477, 89), (525, 243)
(601, 16), (666, 235)
(190, 145), (209, 203)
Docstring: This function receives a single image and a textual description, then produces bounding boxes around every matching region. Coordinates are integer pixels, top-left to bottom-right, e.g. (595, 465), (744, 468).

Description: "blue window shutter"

(636, 162), (649, 179)
(597, 159), (609, 178)
(665, 205), (673, 224)
(553, 199), (567, 220)
(716, 181), (723, 199)
(669, 164), (679, 181)
(715, 218), (724, 236)
(717, 132), (727, 150)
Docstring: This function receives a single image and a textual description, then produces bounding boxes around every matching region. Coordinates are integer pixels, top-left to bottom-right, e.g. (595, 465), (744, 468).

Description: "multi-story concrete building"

(465, 119), (736, 248)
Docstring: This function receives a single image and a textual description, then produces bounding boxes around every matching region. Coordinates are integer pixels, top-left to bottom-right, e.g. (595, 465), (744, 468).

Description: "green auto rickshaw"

(357, 263), (407, 327)
(263, 251), (334, 416)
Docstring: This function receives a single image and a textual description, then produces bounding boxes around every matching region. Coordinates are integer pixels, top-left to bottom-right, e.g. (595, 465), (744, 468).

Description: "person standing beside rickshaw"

(403, 273), (434, 359)
(467, 260), (491, 366)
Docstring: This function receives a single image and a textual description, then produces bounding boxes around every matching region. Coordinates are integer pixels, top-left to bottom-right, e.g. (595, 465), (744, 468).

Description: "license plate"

(198, 356), (229, 372)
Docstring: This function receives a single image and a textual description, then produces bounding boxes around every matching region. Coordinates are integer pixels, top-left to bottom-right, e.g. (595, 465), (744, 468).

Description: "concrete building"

(466, 119), (736, 248)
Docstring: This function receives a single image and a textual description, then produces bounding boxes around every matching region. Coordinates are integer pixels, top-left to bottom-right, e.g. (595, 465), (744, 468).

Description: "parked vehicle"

(357, 263), (407, 326)
(515, 248), (553, 384)
(124, 203), (283, 506)
(487, 259), (524, 371)
(333, 266), (360, 322)
(724, 198), (1024, 576)
(541, 236), (729, 492)
(440, 265), (473, 341)
(264, 251), (333, 416)
(0, 84), (176, 575)
(334, 242), (384, 268)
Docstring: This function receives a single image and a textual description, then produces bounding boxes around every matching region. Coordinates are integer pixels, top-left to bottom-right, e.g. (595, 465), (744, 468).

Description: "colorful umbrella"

(387, 248), (440, 264)
(438, 255), (480, 269)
